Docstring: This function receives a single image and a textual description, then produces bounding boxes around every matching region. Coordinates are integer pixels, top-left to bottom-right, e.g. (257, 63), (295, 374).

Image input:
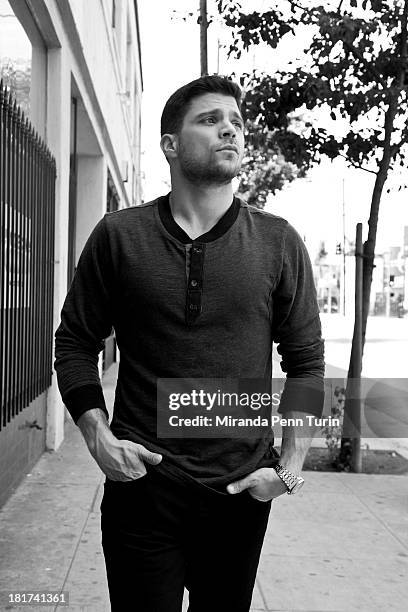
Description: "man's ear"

(160, 133), (178, 161)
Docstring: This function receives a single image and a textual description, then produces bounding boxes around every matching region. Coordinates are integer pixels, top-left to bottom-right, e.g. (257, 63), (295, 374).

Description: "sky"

(138, 0), (408, 260)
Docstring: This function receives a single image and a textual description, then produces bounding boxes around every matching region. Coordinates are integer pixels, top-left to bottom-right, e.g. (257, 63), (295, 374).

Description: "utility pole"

(341, 223), (363, 472)
(200, 0), (208, 76)
(342, 178), (346, 316)
(351, 223), (363, 472)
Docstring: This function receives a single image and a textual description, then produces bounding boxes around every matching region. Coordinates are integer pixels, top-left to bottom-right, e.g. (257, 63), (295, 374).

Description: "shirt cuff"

(63, 384), (109, 424)
(277, 378), (324, 418)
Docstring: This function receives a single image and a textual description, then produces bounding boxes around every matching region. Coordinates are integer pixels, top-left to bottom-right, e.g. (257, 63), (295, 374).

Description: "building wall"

(75, 155), (106, 260)
(0, 0), (143, 506)
(44, 0), (143, 451)
(0, 395), (46, 509)
(68, 0), (142, 207)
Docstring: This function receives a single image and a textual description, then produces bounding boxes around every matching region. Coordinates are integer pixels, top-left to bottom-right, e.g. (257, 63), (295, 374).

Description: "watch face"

(289, 478), (305, 495)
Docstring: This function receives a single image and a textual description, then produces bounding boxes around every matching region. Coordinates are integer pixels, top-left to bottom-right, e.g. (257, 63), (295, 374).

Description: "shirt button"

(194, 247), (202, 253)
(190, 279), (198, 288)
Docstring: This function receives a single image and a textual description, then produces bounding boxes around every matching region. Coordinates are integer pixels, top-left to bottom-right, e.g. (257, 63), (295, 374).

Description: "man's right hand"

(77, 409), (162, 482)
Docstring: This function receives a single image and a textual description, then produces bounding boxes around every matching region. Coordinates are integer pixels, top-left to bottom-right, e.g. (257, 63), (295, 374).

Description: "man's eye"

(203, 117), (216, 124)
(233, 121), (243, 128)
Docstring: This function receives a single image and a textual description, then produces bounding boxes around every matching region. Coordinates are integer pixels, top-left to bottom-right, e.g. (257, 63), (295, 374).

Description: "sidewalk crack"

(53, 479), (103, 612)
(255, 576), (269, 611)
(340, 478), (408, 552)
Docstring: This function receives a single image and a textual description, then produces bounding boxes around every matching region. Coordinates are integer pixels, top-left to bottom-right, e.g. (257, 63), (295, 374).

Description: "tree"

(0, 58), (31, 117)
(216, 0), (408, 468)
(237, 119), (307, 207)
(175, 4), (308, 207)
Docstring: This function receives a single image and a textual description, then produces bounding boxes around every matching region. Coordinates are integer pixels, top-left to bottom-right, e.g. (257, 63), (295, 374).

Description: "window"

(112, 0), (116, 28)
(125, 22), (132, 96)
(107, 171), (120, 212)
(112, 0), (124, 69)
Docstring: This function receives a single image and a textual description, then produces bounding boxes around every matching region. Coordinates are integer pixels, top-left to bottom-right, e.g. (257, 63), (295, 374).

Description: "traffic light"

(336, 243), (342, 255)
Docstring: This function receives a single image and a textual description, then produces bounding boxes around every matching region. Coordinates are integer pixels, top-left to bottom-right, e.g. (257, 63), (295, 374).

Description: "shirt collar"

(158, 192), (240, 244)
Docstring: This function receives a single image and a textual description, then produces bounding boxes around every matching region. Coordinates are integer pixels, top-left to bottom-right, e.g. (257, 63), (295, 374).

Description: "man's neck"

(169, 180), (234, 240)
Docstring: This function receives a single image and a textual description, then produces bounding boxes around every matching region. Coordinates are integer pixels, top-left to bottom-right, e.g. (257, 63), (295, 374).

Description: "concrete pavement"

(0, 361), (407, 611)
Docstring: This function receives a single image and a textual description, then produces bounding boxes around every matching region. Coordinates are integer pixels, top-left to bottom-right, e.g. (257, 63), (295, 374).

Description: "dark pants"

(100, 467), (272, 612)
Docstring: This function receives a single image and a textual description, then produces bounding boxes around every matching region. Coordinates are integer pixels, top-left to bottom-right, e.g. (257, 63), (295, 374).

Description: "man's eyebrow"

(194, 108), (244, 122)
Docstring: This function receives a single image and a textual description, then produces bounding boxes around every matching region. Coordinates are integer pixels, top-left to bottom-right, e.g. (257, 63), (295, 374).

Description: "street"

(320, 314), (408, 457)
(321, 314), (408, 378)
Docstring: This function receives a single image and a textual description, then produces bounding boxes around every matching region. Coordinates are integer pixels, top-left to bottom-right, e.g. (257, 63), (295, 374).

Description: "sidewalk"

(0, 364), (407, 611)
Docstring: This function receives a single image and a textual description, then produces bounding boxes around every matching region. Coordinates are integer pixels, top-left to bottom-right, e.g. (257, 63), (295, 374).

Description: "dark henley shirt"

(54, 194), (325, 489)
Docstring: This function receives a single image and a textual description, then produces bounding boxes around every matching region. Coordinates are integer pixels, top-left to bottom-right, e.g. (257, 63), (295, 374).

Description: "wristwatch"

(274, 463), (305, 495)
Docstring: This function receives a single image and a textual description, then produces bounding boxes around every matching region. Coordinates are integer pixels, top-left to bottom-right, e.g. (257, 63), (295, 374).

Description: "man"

(55, 75), (324, 611)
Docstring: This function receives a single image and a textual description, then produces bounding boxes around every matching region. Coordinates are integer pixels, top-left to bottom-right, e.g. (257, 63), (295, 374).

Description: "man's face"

(175, 93), (245, 185)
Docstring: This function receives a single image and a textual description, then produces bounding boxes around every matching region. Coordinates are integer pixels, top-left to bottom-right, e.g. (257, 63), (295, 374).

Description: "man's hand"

(226, 467), (288, 502)
(93, 434), (162, 482)
(77, 409), (162, 481)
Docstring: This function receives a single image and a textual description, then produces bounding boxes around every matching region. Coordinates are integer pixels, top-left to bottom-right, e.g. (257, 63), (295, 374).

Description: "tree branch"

(342, 40), (388, 89)
(398, 0), (408, 89)
(390, 143), (402, 159)
(338, 152), (378, 174)
(288, 1), (319, 20)
(290, 1), (388, 88)
(288, 0), (307, 11)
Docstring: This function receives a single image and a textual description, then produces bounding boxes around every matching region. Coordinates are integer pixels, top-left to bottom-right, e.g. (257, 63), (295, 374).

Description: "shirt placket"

(185, 242), (205, 325)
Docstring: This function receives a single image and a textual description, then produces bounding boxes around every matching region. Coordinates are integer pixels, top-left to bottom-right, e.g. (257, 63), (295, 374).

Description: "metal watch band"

(274, 463), (304, 494)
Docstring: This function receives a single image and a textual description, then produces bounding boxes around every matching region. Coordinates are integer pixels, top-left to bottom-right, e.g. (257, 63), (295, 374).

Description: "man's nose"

(219, 121), (237, 138)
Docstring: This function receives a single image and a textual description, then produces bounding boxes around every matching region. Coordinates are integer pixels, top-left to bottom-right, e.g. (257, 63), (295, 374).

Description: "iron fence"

(0, 80), (56, 430)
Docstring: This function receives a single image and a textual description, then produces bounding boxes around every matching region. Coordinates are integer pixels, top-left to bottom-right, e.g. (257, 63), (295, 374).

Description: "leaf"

(370, 0), (383, 12)
(330, 111), (336, 120)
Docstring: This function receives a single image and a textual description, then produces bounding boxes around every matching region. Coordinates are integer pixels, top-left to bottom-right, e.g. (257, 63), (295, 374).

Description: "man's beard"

(178, 143), (241, 186)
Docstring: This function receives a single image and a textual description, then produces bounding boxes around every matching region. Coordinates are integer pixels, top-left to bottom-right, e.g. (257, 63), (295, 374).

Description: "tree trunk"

(339, 0), (408, 470)
(338, 97), (401, 469)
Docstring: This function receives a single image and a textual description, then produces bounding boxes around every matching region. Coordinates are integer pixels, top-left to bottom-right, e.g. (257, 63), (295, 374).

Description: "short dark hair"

(160, 75), (243, 136)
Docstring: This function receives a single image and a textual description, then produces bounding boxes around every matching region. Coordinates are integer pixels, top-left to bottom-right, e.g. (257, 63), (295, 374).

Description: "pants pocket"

(100, 474), (149, 514)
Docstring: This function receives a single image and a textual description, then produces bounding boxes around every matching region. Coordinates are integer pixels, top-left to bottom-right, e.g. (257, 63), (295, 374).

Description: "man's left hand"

(226, 467), (288, 501)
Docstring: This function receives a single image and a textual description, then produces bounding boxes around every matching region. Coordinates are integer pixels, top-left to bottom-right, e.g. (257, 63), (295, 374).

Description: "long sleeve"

(271, 223), (325, 417)
(54, 216), (115, 423)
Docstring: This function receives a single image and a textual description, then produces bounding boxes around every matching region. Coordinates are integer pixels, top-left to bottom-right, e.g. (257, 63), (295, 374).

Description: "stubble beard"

(178, 144), (241, 187)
